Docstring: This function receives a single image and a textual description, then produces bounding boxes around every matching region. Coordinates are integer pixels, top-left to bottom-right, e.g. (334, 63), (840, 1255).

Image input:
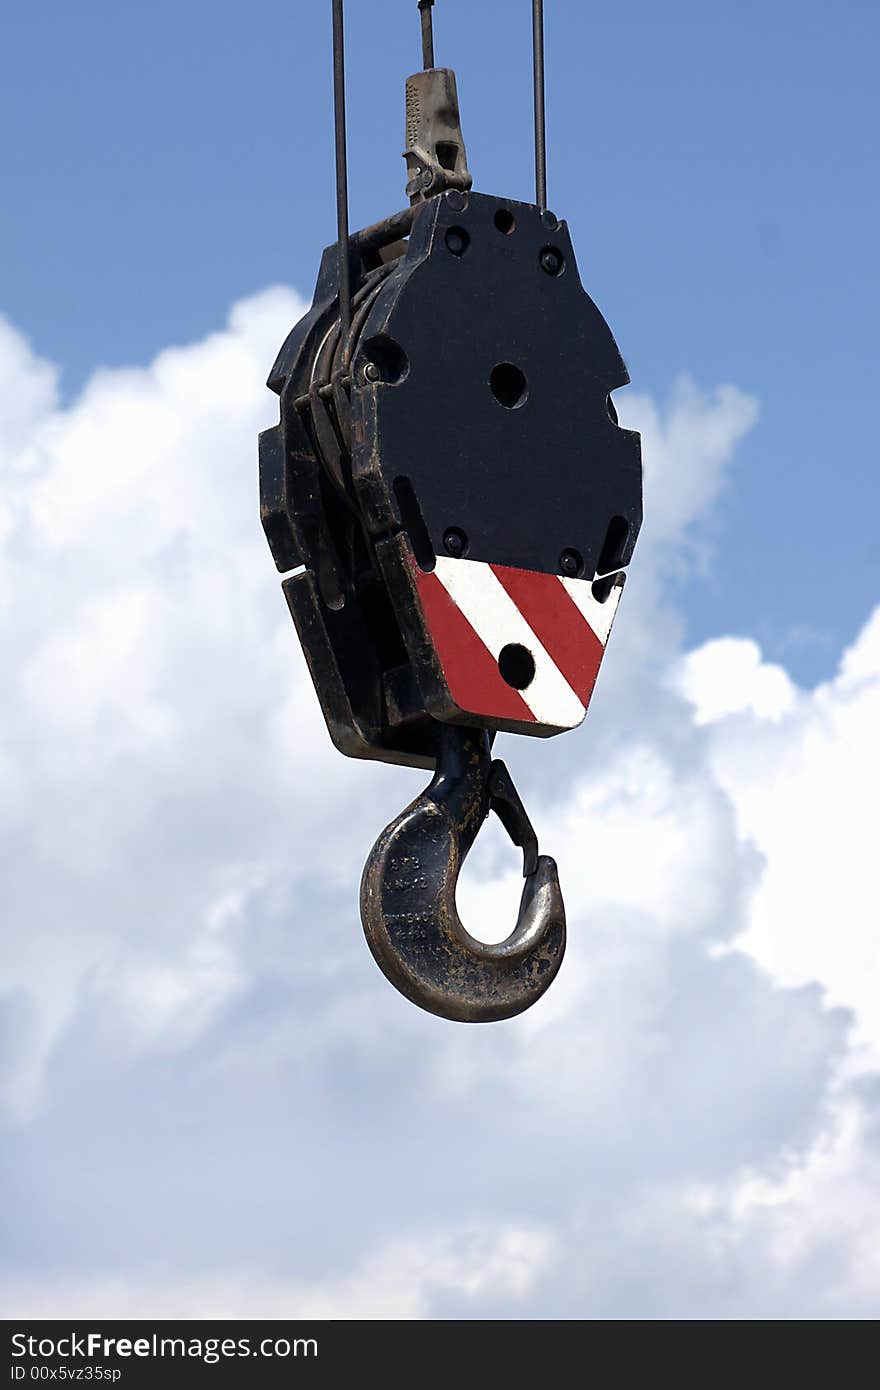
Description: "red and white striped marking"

(413, 556), (623, 731)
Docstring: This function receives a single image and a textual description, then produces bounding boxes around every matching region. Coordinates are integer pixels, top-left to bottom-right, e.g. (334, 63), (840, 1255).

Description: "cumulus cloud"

(675, 610), (880, 1066)
(0, 291), (877, 1319)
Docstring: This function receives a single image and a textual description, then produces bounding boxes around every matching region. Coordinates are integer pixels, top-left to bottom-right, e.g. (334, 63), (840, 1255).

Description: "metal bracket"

(404, 67), (472, 204)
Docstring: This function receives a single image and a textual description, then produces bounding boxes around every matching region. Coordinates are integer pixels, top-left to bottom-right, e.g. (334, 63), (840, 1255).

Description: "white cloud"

(675, 637), (798, 723)
(674, 607), (880, 1065)
(0, 317), (58, 466)
(0, 292), (878, 1318)
(679, 1096), (880, 1317)
(628, 374), (759, 550)
(0, 1223), (553, 1320)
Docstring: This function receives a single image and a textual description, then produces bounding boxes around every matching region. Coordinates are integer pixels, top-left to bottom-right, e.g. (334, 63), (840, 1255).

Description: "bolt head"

(362, 362), (381, 384)
(540, 247), (563, 276)
(445, 189), (467, 212)
(443, 527), (467, 557)
(559, 547), (584, 578)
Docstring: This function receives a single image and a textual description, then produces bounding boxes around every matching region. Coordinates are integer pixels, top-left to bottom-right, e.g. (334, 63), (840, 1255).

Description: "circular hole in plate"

(489, 362), (528, 410)
(445, 226), (470, 256)
(498, 643), (537, 690)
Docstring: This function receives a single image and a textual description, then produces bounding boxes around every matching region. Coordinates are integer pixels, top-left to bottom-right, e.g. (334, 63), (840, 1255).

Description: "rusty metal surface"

(404, 67), (472, 204)
(360, 724), (566, 1022)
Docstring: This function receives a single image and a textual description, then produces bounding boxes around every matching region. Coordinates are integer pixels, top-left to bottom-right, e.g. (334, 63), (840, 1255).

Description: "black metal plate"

(353, 191), (642, 579)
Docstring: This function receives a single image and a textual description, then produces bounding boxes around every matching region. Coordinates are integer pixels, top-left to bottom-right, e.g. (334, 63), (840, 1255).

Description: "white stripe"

(562, 574), (623, 646)
(434, 557), (586, 729)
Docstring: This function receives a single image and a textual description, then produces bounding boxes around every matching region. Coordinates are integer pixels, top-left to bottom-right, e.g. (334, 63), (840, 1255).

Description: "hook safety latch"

(360, 725), (566, 1022)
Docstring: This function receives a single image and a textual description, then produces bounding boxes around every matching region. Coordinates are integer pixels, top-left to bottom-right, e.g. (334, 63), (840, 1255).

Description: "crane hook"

(360, 725), (566, 1022)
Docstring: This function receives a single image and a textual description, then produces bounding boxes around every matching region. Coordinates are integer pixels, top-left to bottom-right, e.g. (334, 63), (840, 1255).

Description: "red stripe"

(415, 570), (535, 723)
(491, 565), (604, 707)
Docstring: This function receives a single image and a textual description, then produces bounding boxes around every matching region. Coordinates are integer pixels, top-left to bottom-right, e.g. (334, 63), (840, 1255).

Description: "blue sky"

(2, 2), (880, 1321)
(2, 0), (877, 682)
